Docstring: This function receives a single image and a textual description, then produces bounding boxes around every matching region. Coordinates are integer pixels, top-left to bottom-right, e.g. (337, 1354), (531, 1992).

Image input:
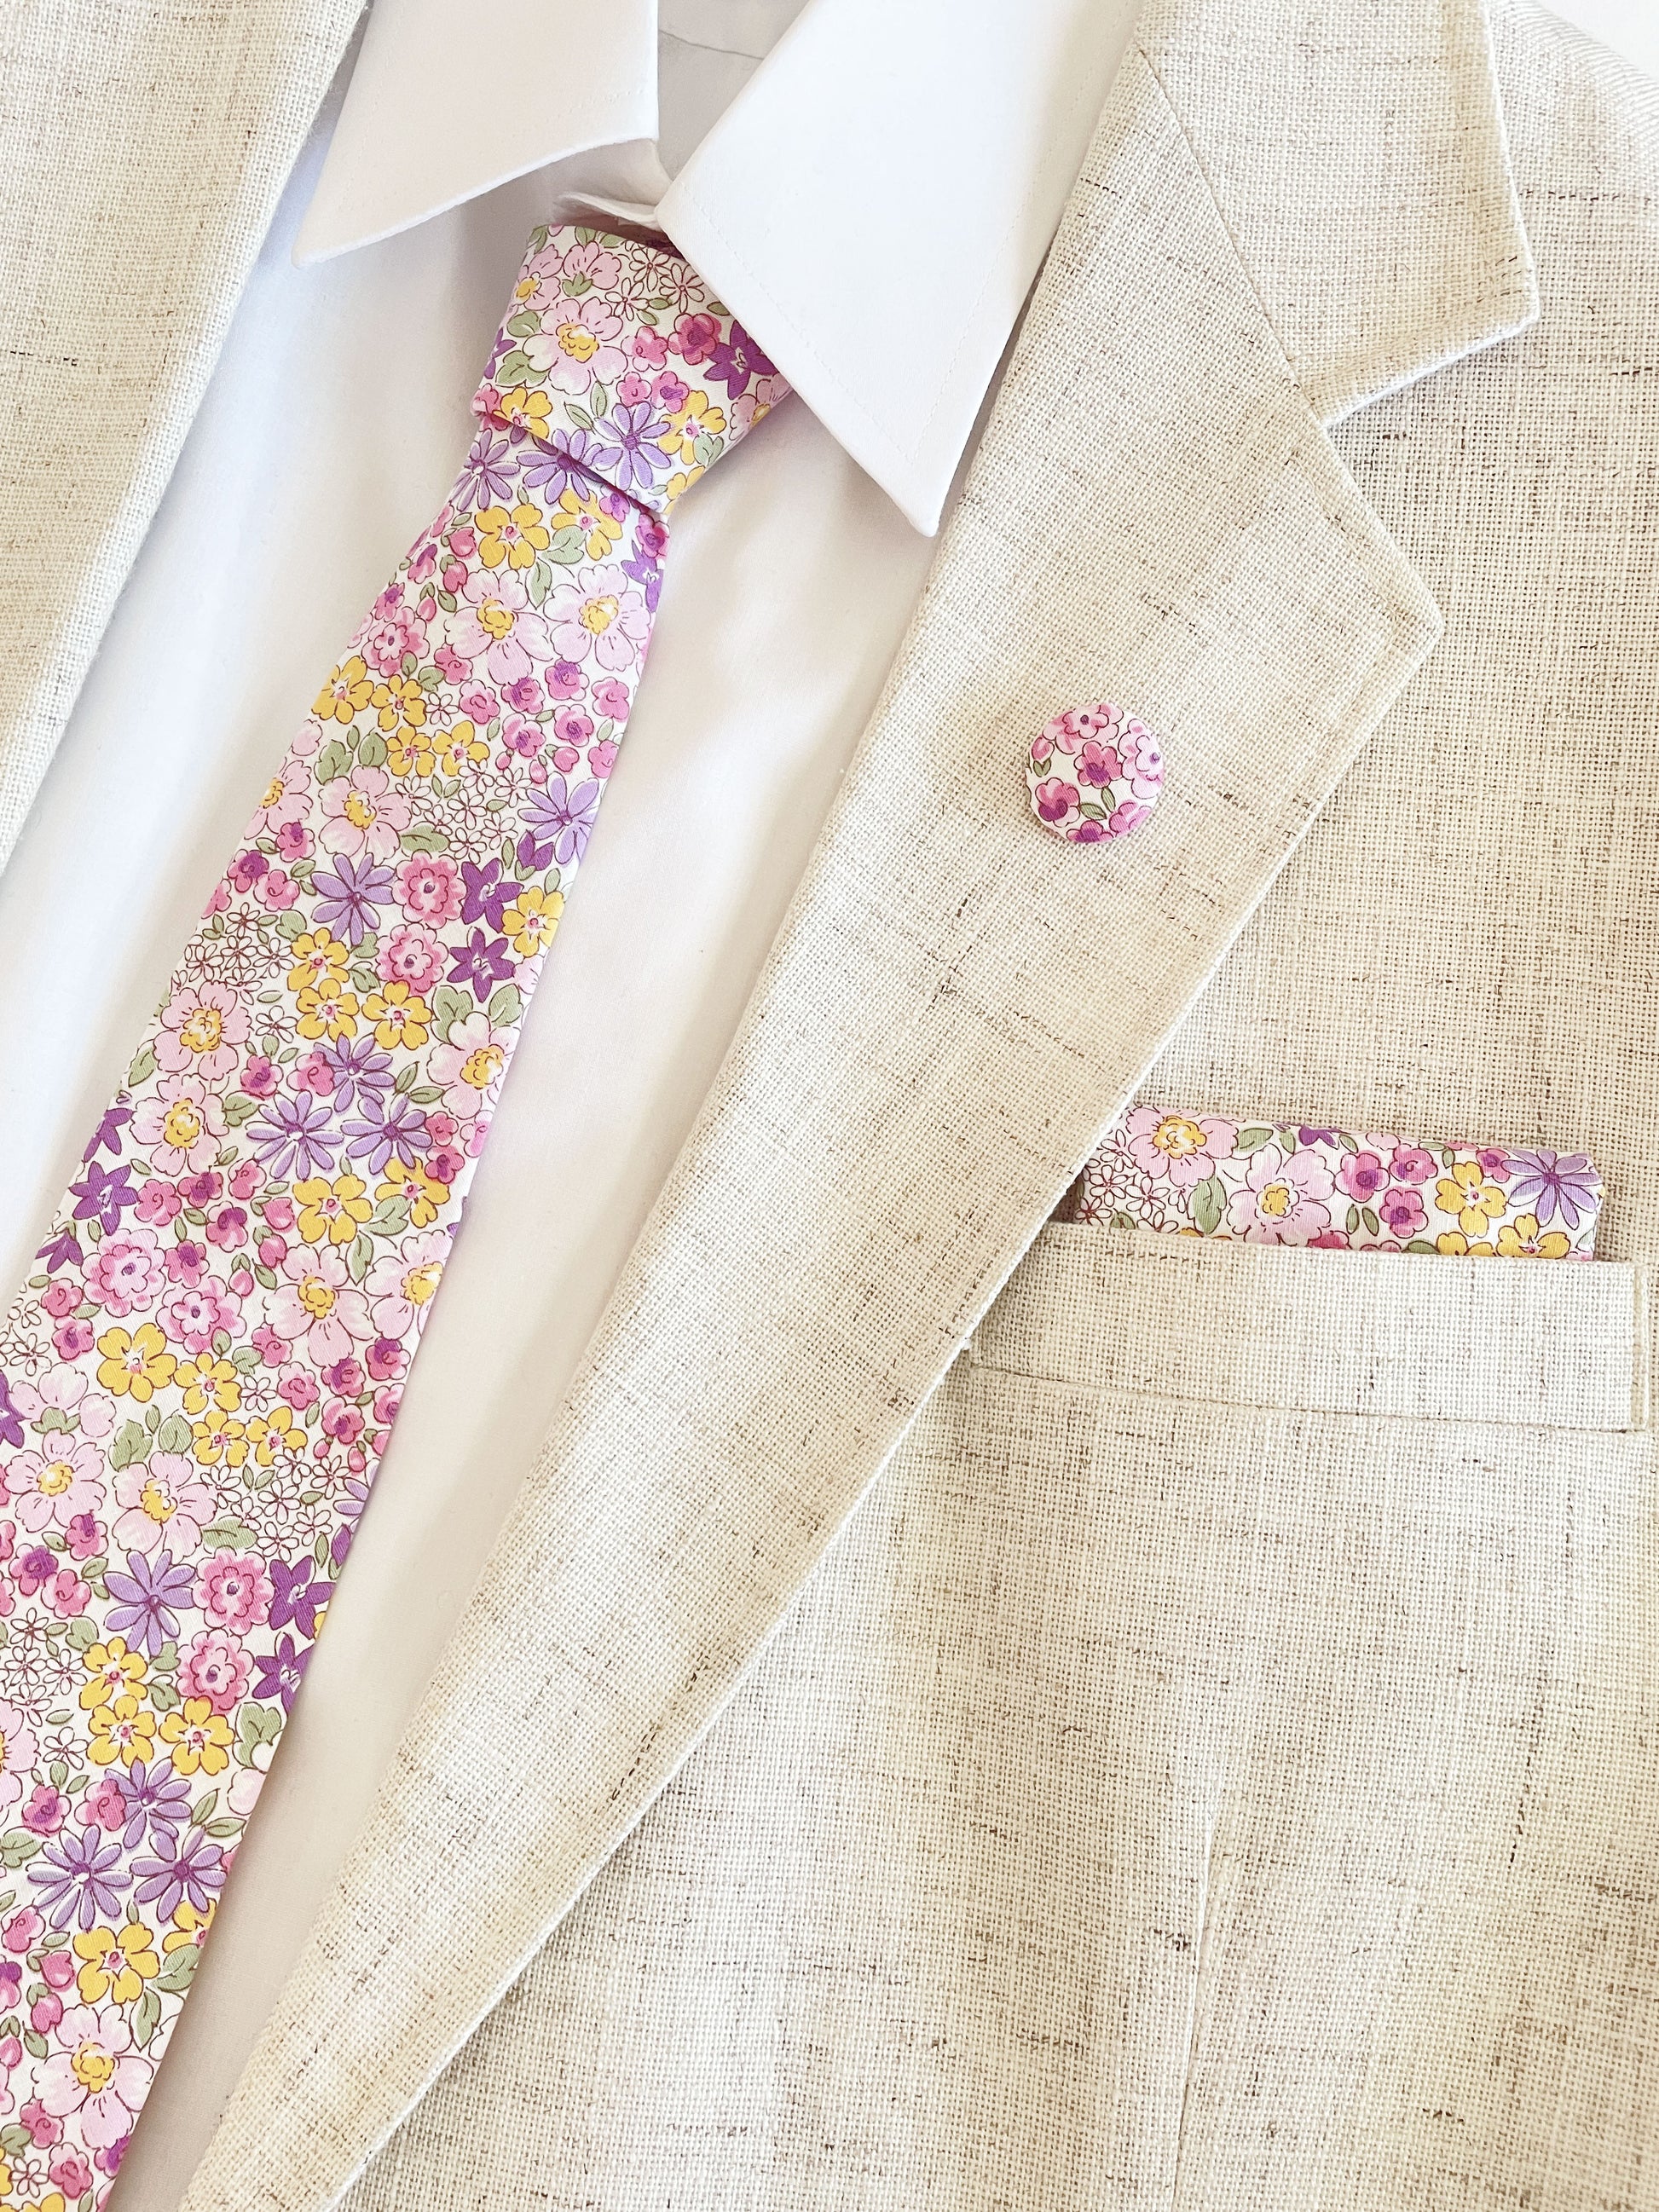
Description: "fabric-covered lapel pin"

(1027, 702), (1163, 842)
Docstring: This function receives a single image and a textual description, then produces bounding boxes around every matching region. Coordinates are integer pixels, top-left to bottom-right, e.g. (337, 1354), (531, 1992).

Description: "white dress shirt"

(0, 0), (1638, 2203)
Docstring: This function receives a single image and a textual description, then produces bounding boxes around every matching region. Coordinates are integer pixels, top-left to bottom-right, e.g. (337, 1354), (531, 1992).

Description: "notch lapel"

(183, 8), (1533, 2207)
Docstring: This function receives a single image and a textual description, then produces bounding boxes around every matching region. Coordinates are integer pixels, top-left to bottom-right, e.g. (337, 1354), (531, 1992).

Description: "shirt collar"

(292, 0), (1141, 534)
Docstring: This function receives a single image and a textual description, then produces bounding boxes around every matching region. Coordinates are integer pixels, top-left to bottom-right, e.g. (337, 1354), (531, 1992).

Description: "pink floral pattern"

(1080, 1108), (1601, 1257)
(0, 226), (783, 2206)
(1027, 702), (1162, 842)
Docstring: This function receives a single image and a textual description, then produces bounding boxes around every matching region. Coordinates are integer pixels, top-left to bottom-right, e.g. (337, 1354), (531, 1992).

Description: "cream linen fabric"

(181, 0), (1535, 2200)
(327, 13), (1659, 2206)
(0, 0), (360, 868)
(346, 1226), (1654, 2206)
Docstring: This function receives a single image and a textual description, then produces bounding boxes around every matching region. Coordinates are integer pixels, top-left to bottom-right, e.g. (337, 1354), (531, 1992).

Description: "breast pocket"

(947, 1224), (1656, 2208)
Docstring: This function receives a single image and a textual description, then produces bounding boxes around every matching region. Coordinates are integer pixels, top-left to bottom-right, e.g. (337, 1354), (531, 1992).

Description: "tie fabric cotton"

(0, 226), (783, 2207)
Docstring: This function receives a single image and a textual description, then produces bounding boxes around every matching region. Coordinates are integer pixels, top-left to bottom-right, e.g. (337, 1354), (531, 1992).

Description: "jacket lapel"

(0, 0), (362, 869)
(183, 7), (1534, 2208)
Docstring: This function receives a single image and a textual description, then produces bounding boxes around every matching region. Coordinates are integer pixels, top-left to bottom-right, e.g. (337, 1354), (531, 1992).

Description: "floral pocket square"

(1078, 1109), (1601, 1258)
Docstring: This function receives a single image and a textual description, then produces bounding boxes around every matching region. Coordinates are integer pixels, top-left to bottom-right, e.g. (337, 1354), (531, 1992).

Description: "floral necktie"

(0, 226), (784, 2207)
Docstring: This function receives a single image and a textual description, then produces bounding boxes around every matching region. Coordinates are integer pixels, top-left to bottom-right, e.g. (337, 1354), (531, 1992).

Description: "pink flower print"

(1122, 1107), (1237, 1190)
(135, 1179), (181, 1226)
(275, 817), (313, 863)
(592, 678), (631, 722)
(1074, 739), (1123, 788)
(1477, 1146), (1511, 1180)
(448, 569), (556, 689)
(558, 237), (622, 293)
(257, 866), (300, 910)
(360, 604), (425, 678)
(1338, 1150), (1390, 1203)
(546, 566), (650, 674)
(1390, 1146), (1436, 1185)
(630, 326), (668, 368)
(204, 1203), (249, 1252)
(20, 1789), (61, 1835)
(590, 738), (619, 778)
(1378, 1186), (1427, 1237)
(130, 1075), (227, 1178)
(84, 1228), (165, 1318)
(1224, 1145), (1336, 1244)
(319, 766), (410, 860)
(37, 2006), (153, 2149)
(52, 1319), (95, 1361)
(111, 1453), (213, 1556)
(0, 1702), (38, 1819)
(377, 925), (445, 995)
(10, 1441), (102, 1533)
(45, 1570), (89, 1619)
(396, 853), (462, 925)
(159, 1279), (240, 1357)
(523, 293), (627, 393)
(268, 1245), (373, 1367)
(671, 310), (720, 364)
(155, 982), (247, 1085)
(194, 1551), (273, 1632)
(1032, 777), (1078, 825)
(13, 1364), (113, 1442)
(250, 759), (309, 840)
(178, 1629), (251, 1716)
(364, 1229), (449, 1339)
(429, 1013), (510, 1122)
(1121, 719), (1163, 800)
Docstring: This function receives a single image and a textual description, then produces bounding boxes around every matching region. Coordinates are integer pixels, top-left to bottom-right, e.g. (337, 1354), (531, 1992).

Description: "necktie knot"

(472, 225), (788, 519)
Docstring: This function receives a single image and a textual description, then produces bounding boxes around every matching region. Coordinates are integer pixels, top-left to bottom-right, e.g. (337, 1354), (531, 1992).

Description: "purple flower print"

(519, 774), (601, 869)
(517, 426), (609, 503)
(67, 1160), (139, 1232)
(112, 1759), (192, 1851)
(705, 326), (776, 396)
(250, 1094), (338, 1181)
(592, 402), (669, 494)
(36, 1226), (84, 1274)
(0, 1372), (22, 1452)
(252, 1634), (309, 1713)
(133, 1825), (225, 1922)
(315, 1036), (394, 1115)
(82, 1103), (133, 1161)
(447, 928), (515, 1001)
(104, 1551), (196, 1659)
(455, 424), (519, 511)
(268, 1558), (332, 1640)
(29, 1825), (131, 1931)
(1507, 1149), (1602, 1231)
(343, 1091), (430, 1175)
(460, 858), (515, 932)
(310, 855), (394, 949)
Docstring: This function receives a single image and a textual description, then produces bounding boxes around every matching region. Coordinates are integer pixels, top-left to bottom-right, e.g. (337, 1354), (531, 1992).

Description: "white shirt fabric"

(0, 0), (1638, 2204)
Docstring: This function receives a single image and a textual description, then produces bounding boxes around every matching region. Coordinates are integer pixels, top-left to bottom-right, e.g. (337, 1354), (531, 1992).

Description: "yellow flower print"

(163, 1897), (217, 1955)
(499, 884), (564, 958)
(89, 1694), (157, 1770)
(191, 1409), (250, 1469)
(377, 1157), (452, 1229)
(246, 1407), (306, 1467)
(386, 726), (438, 779)
(294, 1174), (373, 1247)
(431, 719), (490, 777)
(658, 388), (726, 466)
(178, 1352), (240, 1415)
(476, 502), (551, 572)
(1435, 1160), (1507, 1239)
(95, 1322), (176, 1403)
(1495, 1212), (1574, 1259)
(294, 985), (359, 1042)
(365, 981), (431, 1050)
(1148, 1115), (1210, 1166)
(160, 1699), (233, 1776)
(286, 929), (350, 996)
(493, 385), (554, 441)
(313, 656), (375, 725)
(79, 1637), (147, 1712)
(553, 487), (622, 559)
(1435, 1231), (1494, 1257)
(375, 673), (427, 738)
(73, 1921), (160, 2006)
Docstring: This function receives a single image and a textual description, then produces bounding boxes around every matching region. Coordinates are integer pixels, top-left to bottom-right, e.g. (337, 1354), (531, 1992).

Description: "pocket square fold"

(1078, 1110), (1602, 1258)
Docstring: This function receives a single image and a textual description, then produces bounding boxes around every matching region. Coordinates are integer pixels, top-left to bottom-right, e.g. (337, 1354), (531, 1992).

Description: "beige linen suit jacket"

(7, 0), (1659, 2205)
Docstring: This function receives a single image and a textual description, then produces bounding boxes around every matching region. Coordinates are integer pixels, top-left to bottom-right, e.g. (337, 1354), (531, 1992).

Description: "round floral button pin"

(1027, 702), (1163, 842)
